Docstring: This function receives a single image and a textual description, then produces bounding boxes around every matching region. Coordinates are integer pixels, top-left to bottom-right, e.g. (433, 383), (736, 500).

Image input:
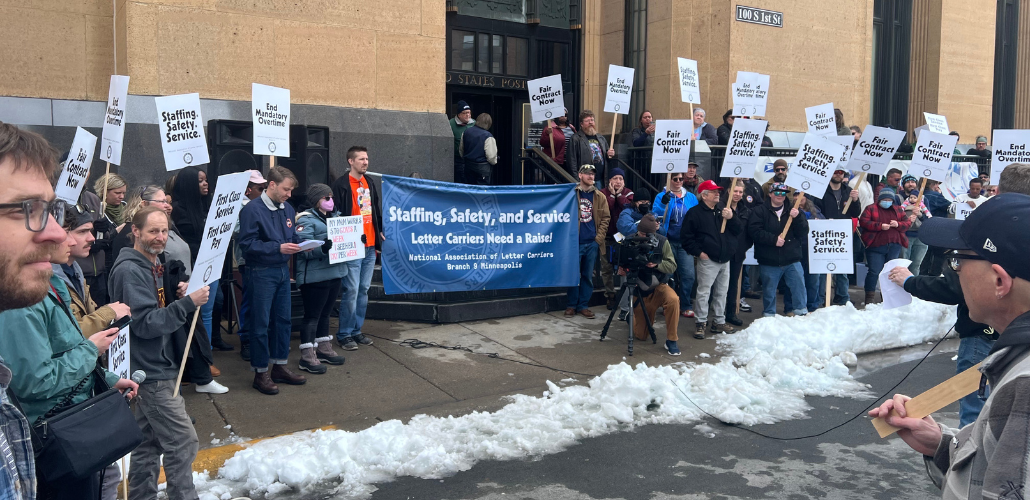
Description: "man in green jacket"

(0, 214), (137, 497)
(450, 100), (475, 183)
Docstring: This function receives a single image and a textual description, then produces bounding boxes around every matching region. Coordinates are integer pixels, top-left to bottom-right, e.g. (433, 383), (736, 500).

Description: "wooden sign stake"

(779, 193), (806, 239)
(842, 172), (864, 214)
(548, 119), (556, 160)
(172, 309), (201, 398)
(825, 274), (832, 308)
(720, 178), (739, 233)
(915, 177), (928, 206)
(610, 113), (619, 154)
(873, 362), (983, 438)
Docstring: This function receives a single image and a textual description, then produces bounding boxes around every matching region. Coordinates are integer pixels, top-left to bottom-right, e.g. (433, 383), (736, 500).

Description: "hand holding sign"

(528, 75), (565, 123)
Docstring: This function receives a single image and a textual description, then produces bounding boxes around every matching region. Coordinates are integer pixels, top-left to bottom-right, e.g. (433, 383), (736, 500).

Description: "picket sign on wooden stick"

(873, 362), (983, 438)
(548, 120), (556, 159)
(842, 172), (864, 214)
(779, 193), (807, 239)
(661, 173), (674, 225)
(610, 113), (619, 155)
(825, 274), (832, 308)
(720, 178), (739, 233)
(172, 309), (202, 398)
(915, 177), (928, 206)
(735, 269), (743, 315)
(100, 162), (112, 212)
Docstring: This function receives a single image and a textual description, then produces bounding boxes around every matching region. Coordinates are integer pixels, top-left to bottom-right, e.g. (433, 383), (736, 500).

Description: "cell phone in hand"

(108, 315), (132, 331)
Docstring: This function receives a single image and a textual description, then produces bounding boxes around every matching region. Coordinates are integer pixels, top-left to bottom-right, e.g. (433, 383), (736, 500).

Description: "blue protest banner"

(381, 175), (579, 294)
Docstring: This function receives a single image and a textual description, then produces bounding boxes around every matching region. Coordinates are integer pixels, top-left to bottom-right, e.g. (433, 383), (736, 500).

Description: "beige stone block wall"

(580, 0), (626, 132)
(1, 0), (445, 113)
(726, 0), (873, 132)
(935, 0), (995, 140)
(0, 1), (116, 101)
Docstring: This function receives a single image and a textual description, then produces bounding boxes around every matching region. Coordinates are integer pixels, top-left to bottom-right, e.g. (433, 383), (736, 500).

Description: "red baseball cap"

(697, 180), (722, 193)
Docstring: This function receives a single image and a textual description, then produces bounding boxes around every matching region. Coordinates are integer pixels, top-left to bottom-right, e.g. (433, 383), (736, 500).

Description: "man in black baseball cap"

(450, 100), (475, 183)
(869, 193), (1030, 498)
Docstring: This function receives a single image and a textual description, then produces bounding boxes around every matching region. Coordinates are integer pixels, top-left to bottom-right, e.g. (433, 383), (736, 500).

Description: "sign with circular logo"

(544, 110), (553, 119)
(106, 145), (112, 159)
(861, 163), (871, 172)
(801, 180), (811, 190)
(203, 265), (213, 282)
(826, 262), (836, 272)
(666, 163), (675, 172)
(183, 152), (193, 164)
(733, 166), (743, 175)
(268, 141), (276, 153)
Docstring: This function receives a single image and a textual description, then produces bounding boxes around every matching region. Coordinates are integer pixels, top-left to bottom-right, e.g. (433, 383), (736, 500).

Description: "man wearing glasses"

(761, 159), (794, 199)
(0, 122), (74, 499)
(870, 193), (1030, 499)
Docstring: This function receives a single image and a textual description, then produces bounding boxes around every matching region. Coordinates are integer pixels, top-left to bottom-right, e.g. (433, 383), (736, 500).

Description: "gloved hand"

(321, 239), (333, 252)
(661, 192), (672, 205)
(92, 218), (112, 235)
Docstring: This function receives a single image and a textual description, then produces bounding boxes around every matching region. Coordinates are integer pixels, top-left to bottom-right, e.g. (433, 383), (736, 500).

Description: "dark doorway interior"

(452, 91), (515, 185)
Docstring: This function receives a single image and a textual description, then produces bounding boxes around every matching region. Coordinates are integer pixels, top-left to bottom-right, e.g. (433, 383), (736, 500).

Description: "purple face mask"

(320, 198), (335, 211)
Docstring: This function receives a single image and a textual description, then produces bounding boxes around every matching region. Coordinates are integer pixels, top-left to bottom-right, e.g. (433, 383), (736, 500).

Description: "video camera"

(616, 234), (663, 271)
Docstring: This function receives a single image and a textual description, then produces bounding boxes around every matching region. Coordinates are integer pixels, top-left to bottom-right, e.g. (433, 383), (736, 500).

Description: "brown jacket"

(53, 264), (117, 336)
(576, 184), (610, 246)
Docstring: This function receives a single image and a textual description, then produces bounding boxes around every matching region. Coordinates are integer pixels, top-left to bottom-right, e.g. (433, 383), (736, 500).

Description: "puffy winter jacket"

(747, 199), (808, 267)
(681, 202), (740, 263)
(859, 204), (911, 249)
(296, 209), (349, 285)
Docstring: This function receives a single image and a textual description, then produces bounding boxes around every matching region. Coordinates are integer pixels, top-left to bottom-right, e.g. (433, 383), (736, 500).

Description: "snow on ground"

(192, 299), (955, 500)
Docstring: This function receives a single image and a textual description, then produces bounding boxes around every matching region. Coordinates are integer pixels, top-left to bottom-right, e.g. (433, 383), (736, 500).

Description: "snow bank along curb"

(189, 300), (956, 499)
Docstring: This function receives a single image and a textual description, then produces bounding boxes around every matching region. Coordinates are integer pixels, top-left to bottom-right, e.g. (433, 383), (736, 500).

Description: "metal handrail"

(612, 157), (659, 194)
(528, 146), (577, 183)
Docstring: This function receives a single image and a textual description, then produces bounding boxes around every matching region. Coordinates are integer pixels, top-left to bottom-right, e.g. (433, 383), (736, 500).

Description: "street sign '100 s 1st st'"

(736, 6), (783, 28)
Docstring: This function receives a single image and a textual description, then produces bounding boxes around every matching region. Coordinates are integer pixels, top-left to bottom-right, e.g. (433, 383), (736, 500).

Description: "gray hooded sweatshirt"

(108, 247), (197, 381)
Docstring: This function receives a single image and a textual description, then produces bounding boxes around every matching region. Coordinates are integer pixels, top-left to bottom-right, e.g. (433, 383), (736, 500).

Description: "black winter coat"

(681, 202), (740, 263)
(331, 174), (384, 250)
(811, 183), (862, 220)
(903, 268), (996, 340)
(747, 200), (808, 267)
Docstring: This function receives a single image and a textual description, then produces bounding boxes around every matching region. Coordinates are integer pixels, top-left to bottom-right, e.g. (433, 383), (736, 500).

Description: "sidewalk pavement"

(183, 288), (864, 473)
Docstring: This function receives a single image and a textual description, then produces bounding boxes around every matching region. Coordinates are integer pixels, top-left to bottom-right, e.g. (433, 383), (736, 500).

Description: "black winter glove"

(661, 192), (672, 205)
(322, 239), (333, 252)
(92, 218), (113, 235)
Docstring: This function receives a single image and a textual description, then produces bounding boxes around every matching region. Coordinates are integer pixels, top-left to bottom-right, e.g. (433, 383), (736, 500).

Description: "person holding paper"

(868, 194), (1030, 500)
(294, 184), (347, 374)
(107, 206), (206, 500)
(747, 183), (809, 318)
(234, 170), (268, 363)
(859, 189), (911, 305)
(0, 207), (137, 499)
(630, 110), (655, 147)
(691, 108), (717, 145)
(950, 178), (989, 213)
(566, 110), (614, 178)
(239, 166), (308, 394)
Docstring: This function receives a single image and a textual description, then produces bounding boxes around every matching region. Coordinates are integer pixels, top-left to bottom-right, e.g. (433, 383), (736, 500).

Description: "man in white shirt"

(950, 178), (988, 215)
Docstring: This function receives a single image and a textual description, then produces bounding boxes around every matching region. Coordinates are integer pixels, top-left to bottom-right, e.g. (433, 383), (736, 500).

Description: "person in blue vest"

(238, 166), (308, 395)
(459, 113), (498, 185)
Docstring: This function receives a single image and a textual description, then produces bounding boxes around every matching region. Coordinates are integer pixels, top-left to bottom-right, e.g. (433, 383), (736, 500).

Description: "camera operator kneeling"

(619, 214), (682, 355)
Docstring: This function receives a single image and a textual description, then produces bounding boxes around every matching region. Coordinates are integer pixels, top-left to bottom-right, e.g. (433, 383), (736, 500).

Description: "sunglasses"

(774, 168), (787, 172)
(671, 177), (684, 181)
(771, 190), (789, 196)
(946, 251), (990, 273)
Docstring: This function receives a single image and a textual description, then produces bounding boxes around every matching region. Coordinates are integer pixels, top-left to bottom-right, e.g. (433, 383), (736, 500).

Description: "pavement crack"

(372, 343), (461, 402)
(208, 395), (233, 428)
(456, 323), (586, 377)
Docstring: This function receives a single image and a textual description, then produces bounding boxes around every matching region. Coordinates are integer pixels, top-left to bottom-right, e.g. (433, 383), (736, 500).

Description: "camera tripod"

(600, 275), (656, 356)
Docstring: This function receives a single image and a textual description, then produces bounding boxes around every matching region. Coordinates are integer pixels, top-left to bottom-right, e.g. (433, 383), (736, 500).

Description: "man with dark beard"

(108, 207), (209, 500)
(566, 110), (615, 179)
(0, 122), (68, 499)
(761, 159), (794, 199)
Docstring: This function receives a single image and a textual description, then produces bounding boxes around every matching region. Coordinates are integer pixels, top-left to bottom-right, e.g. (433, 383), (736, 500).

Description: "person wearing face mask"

(294, 184), (348, 374)
(616, 188), (654, 321)
(859, 188), (911, 306)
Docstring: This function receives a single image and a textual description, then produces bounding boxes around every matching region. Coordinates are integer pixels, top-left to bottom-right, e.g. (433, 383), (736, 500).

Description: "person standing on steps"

(295, 184), (347, 374)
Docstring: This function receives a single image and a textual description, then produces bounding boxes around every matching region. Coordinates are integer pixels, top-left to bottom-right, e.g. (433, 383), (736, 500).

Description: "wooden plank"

(872, 362), (983, 438)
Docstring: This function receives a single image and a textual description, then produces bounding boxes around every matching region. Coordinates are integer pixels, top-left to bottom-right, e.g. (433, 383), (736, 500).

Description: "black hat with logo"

(919, 193), (1030, 281)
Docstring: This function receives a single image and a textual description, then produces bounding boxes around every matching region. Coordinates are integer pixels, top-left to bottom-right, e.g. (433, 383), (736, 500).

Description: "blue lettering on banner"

(381, 175), (579, 294)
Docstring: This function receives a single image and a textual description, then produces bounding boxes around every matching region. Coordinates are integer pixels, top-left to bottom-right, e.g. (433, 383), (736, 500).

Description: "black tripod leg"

(600, 285), (628, 341)
(627, 288), (634, 356)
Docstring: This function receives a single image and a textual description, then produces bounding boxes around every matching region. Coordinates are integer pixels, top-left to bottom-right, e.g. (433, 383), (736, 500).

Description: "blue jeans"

(864, 243), (902, 292)
(742, 265), (752, 292)
(957, 336), (994, 427)
(670, 242), (695, 311)
(817, 274), (851, 306)
(200, 279), (219, 340)
(759, 262), (807, 317)
(238, 266), (252, 344)
(805, 272), (822, 312)
(246, 265), (292, 371)
(907, 236), (928, 275)
(337, 248), (376, 341)
(567, 241), (598, 311)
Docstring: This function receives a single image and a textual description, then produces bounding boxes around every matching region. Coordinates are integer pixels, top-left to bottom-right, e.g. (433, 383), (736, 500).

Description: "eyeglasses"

(70, 203), (89, 215)
(946, 252), (989, 272)
(774, 168), (787, 173)
(0, 198), (66, 232)
(671, 177), (684, 182)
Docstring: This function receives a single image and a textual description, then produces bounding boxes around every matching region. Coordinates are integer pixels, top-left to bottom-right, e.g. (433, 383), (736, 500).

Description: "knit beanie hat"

(878, 188), (896, 201)
(306, 183), (333, 209)
(637, 213), (659, 234)
(609, 168), (626, 180)
(634, 187), (652, 205)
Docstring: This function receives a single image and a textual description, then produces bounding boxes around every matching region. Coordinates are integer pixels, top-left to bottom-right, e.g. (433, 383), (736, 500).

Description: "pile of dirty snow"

(192, 299), (955, 500)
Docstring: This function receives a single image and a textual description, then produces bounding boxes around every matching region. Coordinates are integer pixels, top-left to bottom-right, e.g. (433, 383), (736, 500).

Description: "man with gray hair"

(458, 113), (498, 185)
(999, 162), (1030, 195)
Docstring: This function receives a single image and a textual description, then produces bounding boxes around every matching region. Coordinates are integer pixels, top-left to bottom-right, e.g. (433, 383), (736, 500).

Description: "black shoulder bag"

(6, 287), (144, 482)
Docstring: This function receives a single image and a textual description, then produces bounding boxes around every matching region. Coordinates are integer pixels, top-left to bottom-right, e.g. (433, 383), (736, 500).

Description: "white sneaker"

(196, 381), (229, 394)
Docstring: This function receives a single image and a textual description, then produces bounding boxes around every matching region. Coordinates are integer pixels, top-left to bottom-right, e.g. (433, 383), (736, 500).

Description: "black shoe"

(211, 338), (235, 351)
(725, 315), (744, 326)
(354, 334), (373, 346)
(742, 291), (761, 299)
(240, 343), (251, 362)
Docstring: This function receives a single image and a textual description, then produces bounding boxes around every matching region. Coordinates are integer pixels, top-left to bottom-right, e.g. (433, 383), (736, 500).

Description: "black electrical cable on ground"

(368, 326), (956, 441)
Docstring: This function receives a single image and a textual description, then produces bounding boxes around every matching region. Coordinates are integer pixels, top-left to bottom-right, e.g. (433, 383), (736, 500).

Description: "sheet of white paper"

(954, 203), (974, 220)
(326, 216), (366, 264)
(879, 258), (913, 310)
(297, 239), (323, 252)
(107, 325), (130, 380)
